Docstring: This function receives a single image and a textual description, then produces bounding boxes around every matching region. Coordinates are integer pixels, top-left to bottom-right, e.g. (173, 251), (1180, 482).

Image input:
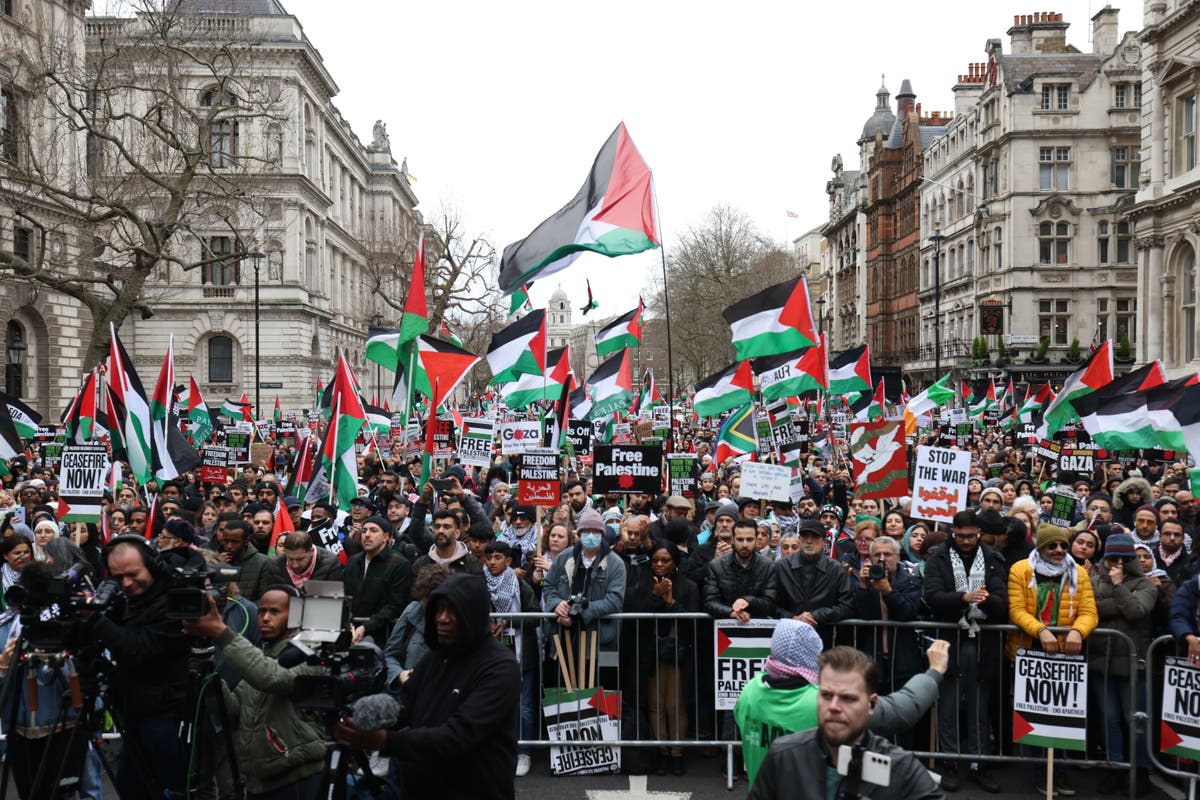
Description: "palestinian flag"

(580, 278), (599, 316)
(105, 324), (154, 484)
(722, 276), (817, 360)
(827, 345), (871, 396)
(569, 385), (593, 420)
(693, 361), (753, 418)
(321, 352), (367, 512)
(634, 368), (665, 413)
(1074, 362), (1166, 448)
(594, 299), (643, 357)
(269, 495), (295, 550)
(501, 346), (573, 409)
(998, 377), (1015, 412)
(1035, 340), (1114, 440)
(714, 403), (757, 465)
(903, 373), (955, 435)
(0, 395), (21, 473)
(417, 379), (439, 494)
(221, 397), (252, 421)
(970, 378), (998, 417)
(186, 376), (213, 445)
(314, 379), (323, 412)
(56, 494), (103, 524)
(851, 379), (886, 422)
(544, 375), (573, 452)
(753, 341), (827, 402)
(399, 233), (429, 342)
(288, 438), (315, 499)
(509, 283), (533, 316)
(1019, 382), (1055, 424)
(4, 395), (40, 440)
(61, 373), (99, 443)
(149, 336), (200, 480)
(273, 397), (282, 425)
(1012, 708), (1085, 752)
(393, 335), (481, 411)
(487, 310), (546, 384)
(584, 348), (634, 420)
(439, 320), (463, 348)
(363, 403), (392, 436)
(499, 122), (660, 293)
(1075, 372), (1199, 453)
(960, 380), (975, 405)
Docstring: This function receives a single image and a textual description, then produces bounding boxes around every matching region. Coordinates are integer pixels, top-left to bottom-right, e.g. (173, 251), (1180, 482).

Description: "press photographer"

(182, 585), (327, 800)
(91, 535), (192, 800)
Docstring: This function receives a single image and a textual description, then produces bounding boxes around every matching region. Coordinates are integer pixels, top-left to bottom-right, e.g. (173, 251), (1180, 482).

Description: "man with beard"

(498, 506), (539, 577)
(921, 508), (1008, 792)
(768, 519), (853, 646)
(704, 519), (775, 621)
(681, 503), (737, 586)
(412, 509), (482, 576)
(795, 495), (819, 521)
(746, 646), (941, 800)
(564, 480), (591, 525)
(344, 516), (412, 644)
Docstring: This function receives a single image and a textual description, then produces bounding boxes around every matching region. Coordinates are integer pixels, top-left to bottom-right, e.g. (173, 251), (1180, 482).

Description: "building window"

(0, 87), (18, 164)
(1178, 94), (1197, 175)
(993, 227), (1002, 270)
(1041, 84), (1070, 110)
(1185, 247), (1197, 362)
(1099, 221), (1133, 265)
(1115, 298), (1136, 344)
(13, 226), (29, 263)
(1111, 147), (1140, 188)
(1038, 221), (1070, 265)
(1039, 147), (1070, 190)
(86, 132), (103, 178)
(1039, 299), (1070, 346)
(203, 236), (240, 285)
(201, 89), (238, 169)
(208, 335), (234, 383)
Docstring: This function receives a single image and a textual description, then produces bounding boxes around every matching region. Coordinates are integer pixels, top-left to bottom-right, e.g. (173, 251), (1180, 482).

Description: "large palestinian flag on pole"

(499, 123), (660, 294)
(584, 349), (634, 420)
(903, 372), (955, 435)
(501, 346), (574, 409)
(693, 361), (754, 419)
(392, 335), (481, 411)
(322, 352), (367, 512)
(827, 345), (871, 396)
(594, 299), (644, 357)
(1035, 339), (1114, 440)
(1076, 372), (1200, 453)
(752, 339), (826, 402)
(722, 276), (818, 360)
(487, 310), (547, 385)
(4, 395), (40, 440)
(105, 324), (154, 484)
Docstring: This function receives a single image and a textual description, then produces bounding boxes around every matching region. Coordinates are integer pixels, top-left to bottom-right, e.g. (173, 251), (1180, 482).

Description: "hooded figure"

(380, 573), (520, 799)
(1112, 476), (1153, 528)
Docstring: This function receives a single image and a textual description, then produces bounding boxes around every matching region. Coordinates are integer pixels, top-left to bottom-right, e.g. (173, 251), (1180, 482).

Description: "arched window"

(208, 335), (234, 383)
(201, 88), (239, 169)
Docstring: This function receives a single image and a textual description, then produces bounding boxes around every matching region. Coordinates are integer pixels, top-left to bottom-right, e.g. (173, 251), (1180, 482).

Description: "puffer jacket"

(702, 551), (775, 618)
(1088, 558), (1157, 677)
(215, 627), (326, 795)
(1007, 557), (1099, 659)
(1112, 477), (1153, 528)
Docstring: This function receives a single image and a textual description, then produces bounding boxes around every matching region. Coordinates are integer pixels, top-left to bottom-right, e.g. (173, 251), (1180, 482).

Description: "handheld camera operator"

(183, 585), (327, 800)
(91, 534), (191, 799)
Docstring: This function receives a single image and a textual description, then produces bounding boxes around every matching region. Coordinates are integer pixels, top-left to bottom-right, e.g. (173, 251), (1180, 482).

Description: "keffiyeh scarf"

(950, 549), (987, 638)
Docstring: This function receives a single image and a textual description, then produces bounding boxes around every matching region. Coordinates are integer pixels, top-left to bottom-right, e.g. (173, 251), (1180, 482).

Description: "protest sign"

(1161, 657), (1200, 760)
(592, 445), (663, 494)
(1048, 487), (1079, 527)
(498, 421), (542, 455)
(652, 405), (670, 429)
(611, 422), (634, 444)
(849, 420), (908, 500)
(516, 448), (561, 505)
(1012, 649), (1087, 751)
(738, 461), (793, 502)
(1056, 445), (1095, 482)
(457, 418), (494, 468)
(1034, 440), (1061, 463)
(200, 446), (231, 483)
(566, 419), (593, 456)
(911, 445), (970, 523)
(633, 420), (654, 444)
(714, 619), (776, 710)
(667, 453), (698, 499)
(542, 688), (621, 775)
(789, 473), (808, 505)
(40, 440), (64, 472)
(225, 425), (253, 464)
(755, 415), (772, 458)
(56, 444), (108, 522)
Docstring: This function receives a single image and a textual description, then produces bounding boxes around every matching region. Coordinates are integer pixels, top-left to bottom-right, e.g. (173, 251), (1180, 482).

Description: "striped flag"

(722, 276), (818, 360)
(594, 299), (644, 357)
(487, 310), (547, 384)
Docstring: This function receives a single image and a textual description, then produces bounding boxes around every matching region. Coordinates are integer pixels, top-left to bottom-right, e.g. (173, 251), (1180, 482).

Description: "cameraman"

(182, 586), (326, 800)
(91, 535), (191, 799)
(850, 535), (923, 694)
(542, 508), (627, 661)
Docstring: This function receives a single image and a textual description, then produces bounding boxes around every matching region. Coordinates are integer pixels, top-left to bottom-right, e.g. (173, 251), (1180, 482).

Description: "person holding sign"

(1007, 523), (1099, 795)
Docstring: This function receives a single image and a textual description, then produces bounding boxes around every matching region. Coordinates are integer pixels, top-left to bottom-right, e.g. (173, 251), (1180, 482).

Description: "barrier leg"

(726, 743), (734, 792)
(1045, 748), (1054, 800)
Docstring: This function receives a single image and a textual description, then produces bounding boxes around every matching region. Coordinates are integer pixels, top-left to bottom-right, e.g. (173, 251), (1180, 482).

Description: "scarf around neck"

(950, 548), (987, 637)
(486, 566), (521, 614)
(1028, 549), (1079, 621)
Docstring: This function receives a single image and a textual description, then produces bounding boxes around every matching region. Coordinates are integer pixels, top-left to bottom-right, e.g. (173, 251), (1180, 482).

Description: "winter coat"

(542, 541), (628, 649)
(1169, 574), (1200, 643)
(702, 552), (776, 618)
(382, 573), (521, 800)
(215, 628), (326, 795)
(412, 541), (483, 578)
(850, 561), (925, 686)
(269, 546), (345, 586)
(625, 566), (700, 676)
(1007, 558), (1099, 659)
(1088, 560), (1157, 677)
(384, 600), (430, 683)
(343, 546), (412, 641)
(1112, 477), (1153, 528)
(921, 542), (1009, 681)
(766, 552), (854, 646)
(230, 542), (274, 603)
(746, 728), (942, 800)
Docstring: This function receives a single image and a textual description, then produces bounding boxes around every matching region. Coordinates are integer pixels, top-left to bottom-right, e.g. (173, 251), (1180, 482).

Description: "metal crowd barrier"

(1145, 634), (1200, 798)
(493, 612), (1141, 794)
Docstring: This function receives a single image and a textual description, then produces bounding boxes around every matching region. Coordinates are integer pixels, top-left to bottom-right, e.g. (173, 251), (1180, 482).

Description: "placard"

(498, 421), (543, 455)
(911, 445), (971, 523)
(225, 430), (252, 464)
(56, 444), (108, 522)
(592, 445), (663, 494)
(516, 448), (561, 506)
(755, 415), (772, 458)
(566, 419), (593, 457)
(652, 405), (670, 429)
(738, 461), (793, 502)
(1012, 649), (1087, 751)
(1057, 446), (1095, 476)
(667, 453), (698, 499)
(1034, 440), (1062, 463)
(250, 442), (273, 468)
(849, 420), (908, 500)
(714, 619), (776, 710)
(457, 418), (495, 468)
(1048, 487), (1079, 527)
(543, 688), (621, 775)
(200, 446), (231, 483)
(1161, 657), (1200, 760)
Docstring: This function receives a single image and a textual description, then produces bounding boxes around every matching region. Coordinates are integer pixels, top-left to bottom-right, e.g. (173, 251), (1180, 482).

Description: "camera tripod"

(181, 638), (244, 800)
(321, 741), (387, 800)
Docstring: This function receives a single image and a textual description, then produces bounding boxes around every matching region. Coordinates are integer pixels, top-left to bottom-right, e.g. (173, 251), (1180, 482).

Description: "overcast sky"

(281, 0), (1136, 316)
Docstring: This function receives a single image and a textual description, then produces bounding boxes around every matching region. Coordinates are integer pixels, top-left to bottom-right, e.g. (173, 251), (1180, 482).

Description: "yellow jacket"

(1006, 558), (1098, 659)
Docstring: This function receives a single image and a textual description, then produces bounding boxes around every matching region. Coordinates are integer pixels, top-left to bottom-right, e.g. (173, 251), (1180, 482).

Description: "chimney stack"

(1091, 5), (1119, 56)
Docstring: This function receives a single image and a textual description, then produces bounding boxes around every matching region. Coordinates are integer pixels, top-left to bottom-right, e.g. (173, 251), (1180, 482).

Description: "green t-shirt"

(733, 674), (820, 785)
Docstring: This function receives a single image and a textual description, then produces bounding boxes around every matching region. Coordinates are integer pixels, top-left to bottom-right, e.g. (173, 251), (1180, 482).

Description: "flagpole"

(658, 246), (675, 430)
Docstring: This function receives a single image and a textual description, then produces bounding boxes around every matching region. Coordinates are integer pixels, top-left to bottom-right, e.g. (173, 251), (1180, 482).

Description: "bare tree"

(646, 204), (796, 385)
(0, 0), (283, 368)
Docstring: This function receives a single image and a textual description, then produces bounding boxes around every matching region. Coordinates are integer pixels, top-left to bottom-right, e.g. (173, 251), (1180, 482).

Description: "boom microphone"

(350, 692), (400, 732)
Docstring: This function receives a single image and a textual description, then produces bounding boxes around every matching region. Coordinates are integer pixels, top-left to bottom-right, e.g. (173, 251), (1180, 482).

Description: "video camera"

(165, 565), (241, 620)
(4, 562), (120, 653)
(292, 640), (385, 715)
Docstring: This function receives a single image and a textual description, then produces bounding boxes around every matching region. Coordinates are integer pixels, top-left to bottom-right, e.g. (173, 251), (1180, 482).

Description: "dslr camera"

(567, 592), (589, 620)
(165, 565), (241, 620)
(4, 562), (120, 653)
(868, 562), (887, 582)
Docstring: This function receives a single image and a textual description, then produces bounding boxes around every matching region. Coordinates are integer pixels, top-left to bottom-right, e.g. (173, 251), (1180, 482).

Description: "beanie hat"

(163, 517), (198, 545)
(979, 486), (1004, 503)
(1135, 504), (1159, 523)
(713, 503), (738, 524)
(363, 515), (393, 536)
(1104, 532), (1136, 560)
(1035, 524), (1069, 551)
(577, 508), (606, 533)
(765, 619), (822, 684)
(819, 504), (844, 522)
(976, 508), (1006, 536)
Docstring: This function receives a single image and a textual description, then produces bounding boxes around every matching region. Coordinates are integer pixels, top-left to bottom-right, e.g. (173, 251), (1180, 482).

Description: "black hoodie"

(383, 572), (520, 800)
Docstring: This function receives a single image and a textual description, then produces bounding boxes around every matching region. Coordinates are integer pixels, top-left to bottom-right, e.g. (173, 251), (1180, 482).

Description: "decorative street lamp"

(5, 325), (25, 398)
(250, 251), (265, 417)
(928, 225), (945, 377)
(816, 297), (826, 337)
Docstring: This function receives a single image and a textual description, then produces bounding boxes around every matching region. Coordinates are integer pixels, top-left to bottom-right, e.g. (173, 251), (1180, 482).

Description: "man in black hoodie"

(334, 572), (520, 800)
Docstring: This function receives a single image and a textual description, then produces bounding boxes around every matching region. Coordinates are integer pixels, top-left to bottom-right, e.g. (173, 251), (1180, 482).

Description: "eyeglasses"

(1042, 541), (1068, 551)
(952, 532), (979, 541)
